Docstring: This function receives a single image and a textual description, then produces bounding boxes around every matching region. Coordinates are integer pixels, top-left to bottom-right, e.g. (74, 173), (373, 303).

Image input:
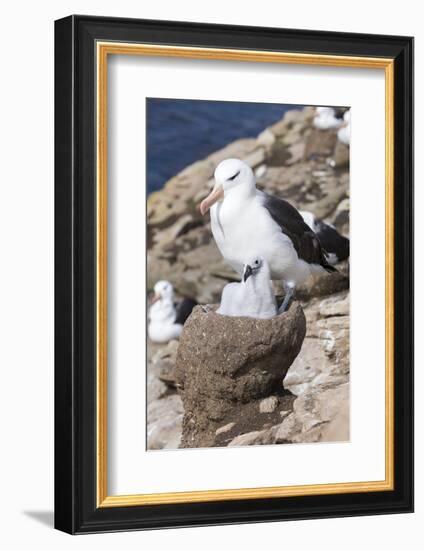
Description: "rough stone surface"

(259, 396), (279, 414)
(147, 340), (183, 450)
(147, 106), (351, 450)
(175, 303), (306, 448)
(274, 383), (350, 443)
(151, 340), (179, 388)
(227, 383), (349, 446)
(147, 394), (184, 450)
(228, 431), (267, 447)
(215, 422), (236, 436)
(284, 291), (349, 397)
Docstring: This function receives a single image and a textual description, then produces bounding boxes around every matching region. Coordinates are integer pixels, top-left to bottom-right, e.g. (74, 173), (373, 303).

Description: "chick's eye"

(255, 260), (259, 265)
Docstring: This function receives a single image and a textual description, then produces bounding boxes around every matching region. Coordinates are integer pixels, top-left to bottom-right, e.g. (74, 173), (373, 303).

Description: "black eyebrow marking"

(227, 170), (240, 181)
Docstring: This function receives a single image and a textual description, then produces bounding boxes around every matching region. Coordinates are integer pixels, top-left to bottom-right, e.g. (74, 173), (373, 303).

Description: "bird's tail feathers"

(322, 250), (338, 273)
(324, 263), (338, 273)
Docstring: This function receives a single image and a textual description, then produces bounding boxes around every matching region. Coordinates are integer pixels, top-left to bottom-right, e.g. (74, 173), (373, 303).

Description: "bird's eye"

(255, 260), (259, 265)
(227, 170), (240, 181)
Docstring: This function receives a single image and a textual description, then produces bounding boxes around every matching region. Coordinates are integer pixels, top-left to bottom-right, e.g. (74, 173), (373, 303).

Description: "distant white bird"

(199, 159), (336, 313)
(217, 257), (277, 319)
(148, 280), (196, 343)
(337, 110), (351, 145)
(300, 211), (350, 265)
(313, 106), (343, 130)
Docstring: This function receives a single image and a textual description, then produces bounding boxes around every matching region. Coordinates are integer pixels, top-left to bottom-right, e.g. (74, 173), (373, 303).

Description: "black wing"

(315, 219), (350, 262)
(261, 192), (337, 273)
(175, 298), (198, 325)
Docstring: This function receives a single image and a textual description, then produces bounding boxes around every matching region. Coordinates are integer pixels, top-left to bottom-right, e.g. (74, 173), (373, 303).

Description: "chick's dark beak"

(243, 265), (253, 282)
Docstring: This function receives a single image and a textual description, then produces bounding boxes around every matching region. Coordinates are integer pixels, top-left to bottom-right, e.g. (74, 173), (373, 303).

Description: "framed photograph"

(54, 15), (413, 534)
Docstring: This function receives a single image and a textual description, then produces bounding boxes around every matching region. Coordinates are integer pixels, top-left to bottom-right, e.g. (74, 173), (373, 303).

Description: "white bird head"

(151, 280), (174, 304)
(199, 158), (256, 216)
(243, 256), (267, 282)
(316, 106), (335, 117)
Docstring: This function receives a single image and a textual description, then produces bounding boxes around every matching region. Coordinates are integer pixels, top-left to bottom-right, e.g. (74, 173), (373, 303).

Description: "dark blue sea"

(146, 98), (301, 194)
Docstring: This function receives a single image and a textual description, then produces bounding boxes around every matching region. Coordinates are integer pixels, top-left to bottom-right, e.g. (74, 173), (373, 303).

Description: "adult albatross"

(199, 159), (336, 312)
(148, 281), (197, 343)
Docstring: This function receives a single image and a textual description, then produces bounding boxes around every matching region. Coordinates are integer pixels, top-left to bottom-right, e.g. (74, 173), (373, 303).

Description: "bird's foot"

(278, 287), (295, 314)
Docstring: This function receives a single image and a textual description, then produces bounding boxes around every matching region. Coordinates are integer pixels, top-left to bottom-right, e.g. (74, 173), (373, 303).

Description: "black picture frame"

(55, 15), (414, 534)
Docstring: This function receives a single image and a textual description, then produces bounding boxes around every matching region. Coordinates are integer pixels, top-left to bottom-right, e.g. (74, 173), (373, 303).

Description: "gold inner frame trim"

(96, 42), (395, 508)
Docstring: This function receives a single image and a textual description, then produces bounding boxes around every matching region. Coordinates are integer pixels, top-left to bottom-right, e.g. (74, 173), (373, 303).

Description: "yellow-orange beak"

(199, 183), (224, 216)
(150, 292), (161, 304)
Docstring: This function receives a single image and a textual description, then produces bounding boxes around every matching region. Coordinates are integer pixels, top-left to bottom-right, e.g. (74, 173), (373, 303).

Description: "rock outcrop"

(146, 105), (350, 450)
(223, 383), (349, 447)
(147, 394), (184, 450)
(175, 303), (306, 448)
(147, 341), (183, 450)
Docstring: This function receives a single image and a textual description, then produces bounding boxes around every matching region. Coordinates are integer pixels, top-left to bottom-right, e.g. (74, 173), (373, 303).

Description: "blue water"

(146, 98), (301, 194)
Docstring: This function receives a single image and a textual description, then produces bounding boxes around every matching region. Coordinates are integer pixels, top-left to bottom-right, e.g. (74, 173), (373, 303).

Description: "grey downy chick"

(217, 256), (277, 319)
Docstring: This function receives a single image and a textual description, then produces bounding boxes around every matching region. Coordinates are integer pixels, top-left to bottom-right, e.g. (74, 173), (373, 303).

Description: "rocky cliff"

(175, 303), (306, 448)
(147, 106), (350, 450)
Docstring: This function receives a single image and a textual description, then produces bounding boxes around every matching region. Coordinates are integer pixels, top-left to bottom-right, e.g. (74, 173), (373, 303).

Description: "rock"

(274, 413), (297, 442)
(242, 147), (267, 169)
(320, 399), (349, 441)
(147, 394), (184, 450)
(151, 214), (198, 248)
(241, 382), (350, 446)
(286, 141), (306, 165)
(304, 128), (337, 160)
(150, 340), (179, 389)
(317, 315), (349, 364)
(294, 261), (349, 299)
(319, 293), (349, 317)
(157, 362), (177, 388)
(147, 341), (177, 402)
(255, 164), (267, 178)
(283, 338), (324, 396)
(332, 198), (350, 235)
(175, 303), (306, 448)
(259, 396), (279, 414)
(257, 128), (276, 148)
(334, 140), (350, 167)
(284, 290), (349, 396)
(215, 422), (236, 436)
(274, 383), (349, 443)
(147, 373), (167, 404)
(228, 431), (266, 447)
(268, 107), (313, 137)
(259, 163), (348, 221)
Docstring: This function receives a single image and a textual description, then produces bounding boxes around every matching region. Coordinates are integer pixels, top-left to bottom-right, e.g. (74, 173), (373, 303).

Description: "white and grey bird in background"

(217, 256), (277, 319)
(199, 159), (336, 313)
(148, 280), (197, 343)
(313, 106), (344, 130)
(313, 106), (351, 145)
(300, 210), (349, 265)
